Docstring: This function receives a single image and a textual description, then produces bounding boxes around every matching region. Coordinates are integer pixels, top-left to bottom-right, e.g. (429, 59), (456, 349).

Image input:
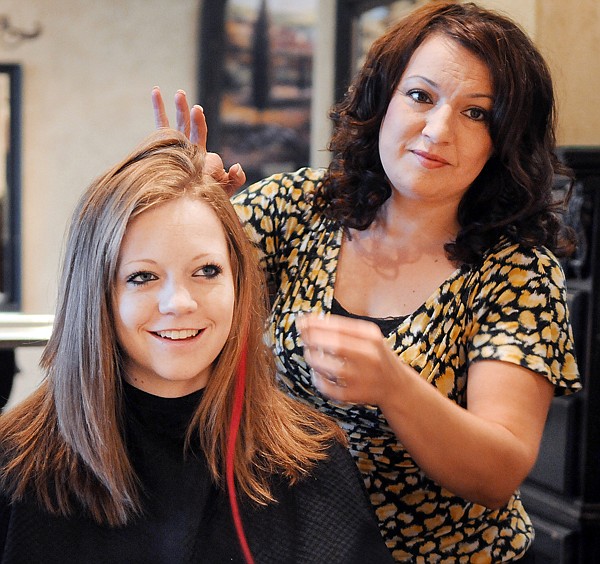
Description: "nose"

(158, 280), (198, 315)
(422, 104), (454, 144)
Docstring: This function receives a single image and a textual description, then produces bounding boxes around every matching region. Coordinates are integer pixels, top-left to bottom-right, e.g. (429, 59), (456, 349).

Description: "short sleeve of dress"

(231, 168), (325, 291)
(467, 243), (581, 395)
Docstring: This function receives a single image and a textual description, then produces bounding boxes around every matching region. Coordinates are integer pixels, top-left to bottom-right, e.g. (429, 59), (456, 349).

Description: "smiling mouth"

(154, 329), (201, 340)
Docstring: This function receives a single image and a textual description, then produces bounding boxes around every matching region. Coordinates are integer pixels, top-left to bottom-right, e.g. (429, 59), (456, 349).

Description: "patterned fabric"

(232, 168), (581, 562)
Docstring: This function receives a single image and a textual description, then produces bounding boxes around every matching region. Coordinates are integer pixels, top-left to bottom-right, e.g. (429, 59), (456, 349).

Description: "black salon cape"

(0, 383), (394, 564)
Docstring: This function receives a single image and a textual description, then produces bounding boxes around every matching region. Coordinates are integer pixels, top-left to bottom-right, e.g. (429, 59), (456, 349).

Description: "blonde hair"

(0, 130), (343, 526)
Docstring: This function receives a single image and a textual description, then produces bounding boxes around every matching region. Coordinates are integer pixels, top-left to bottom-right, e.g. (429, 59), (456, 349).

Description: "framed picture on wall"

(199, 0), (318, 186)
(0, 64), (21, 311)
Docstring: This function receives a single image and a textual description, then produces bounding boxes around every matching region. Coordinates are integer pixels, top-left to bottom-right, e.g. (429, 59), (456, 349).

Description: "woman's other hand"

(297, 313), (398, 407)
(151, 87), (246, 196)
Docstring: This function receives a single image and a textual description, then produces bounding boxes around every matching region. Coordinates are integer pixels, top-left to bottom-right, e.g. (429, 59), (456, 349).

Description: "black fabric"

(0, 351), (17, 411)
(331, 297), (406, 337)
(0, 382), (394, 563)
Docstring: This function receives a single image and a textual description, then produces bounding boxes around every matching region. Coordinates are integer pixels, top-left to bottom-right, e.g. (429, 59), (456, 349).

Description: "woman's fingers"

(189, 104), (246, 192)
(151, 88), (246, 195)
(298, 313), (382, 349)
(153, 87), (193, 140)
(190, 104), (207, 147)
(224, 163), (247, 195)
(298, 313), (393, 404)
(174, 89), (191, 138)
(151, 86), (170, 129)
(300, 316), (355, 394)
(304, 345), (347, 382)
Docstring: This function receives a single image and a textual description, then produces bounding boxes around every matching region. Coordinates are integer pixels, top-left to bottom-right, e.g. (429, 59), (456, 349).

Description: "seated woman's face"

(112, 196), (235, 398)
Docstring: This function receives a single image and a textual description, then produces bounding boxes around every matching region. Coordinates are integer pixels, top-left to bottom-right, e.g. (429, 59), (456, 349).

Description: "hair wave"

(318, 0), (575, 265)
(0, 131), (343, 526)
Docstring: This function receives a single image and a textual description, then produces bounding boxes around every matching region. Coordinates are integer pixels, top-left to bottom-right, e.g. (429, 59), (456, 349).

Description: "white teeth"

(156, 329), (200, 340)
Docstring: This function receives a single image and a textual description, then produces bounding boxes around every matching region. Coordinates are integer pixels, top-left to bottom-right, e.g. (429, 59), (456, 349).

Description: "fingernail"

(310, 369), (321, 386)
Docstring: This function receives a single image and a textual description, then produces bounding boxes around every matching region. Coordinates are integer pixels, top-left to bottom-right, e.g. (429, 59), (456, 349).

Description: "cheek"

(219, 289), (236, 341)
(112, 300), (131, 352)
(379, 122), (400, 166)
(379, 109), (417, 158)
(221, 290), (236, 332)
(466, 132), (493, 170)
(113, 292), (148, 337)
(380, 107), (399, 145)
(478, 141), (494, 169)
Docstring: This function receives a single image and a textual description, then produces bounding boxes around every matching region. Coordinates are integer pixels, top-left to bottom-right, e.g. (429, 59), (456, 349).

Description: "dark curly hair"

(318, 0), (575, 266)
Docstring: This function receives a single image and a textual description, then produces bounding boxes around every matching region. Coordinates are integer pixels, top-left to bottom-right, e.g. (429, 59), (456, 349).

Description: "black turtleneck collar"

(122, 380), (205, 442)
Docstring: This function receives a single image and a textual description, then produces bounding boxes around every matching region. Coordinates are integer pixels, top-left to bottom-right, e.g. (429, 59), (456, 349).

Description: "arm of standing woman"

(297, 313), (554, 509)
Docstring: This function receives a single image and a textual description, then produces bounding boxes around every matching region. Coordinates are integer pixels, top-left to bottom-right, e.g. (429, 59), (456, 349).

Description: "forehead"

(120, 197), (228, 252)
(403, 33), (492, 90)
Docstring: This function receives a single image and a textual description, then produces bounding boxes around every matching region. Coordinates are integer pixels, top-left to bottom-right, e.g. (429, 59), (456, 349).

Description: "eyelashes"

(126, 271), (158, 286)
(125, 263), (224, 287)
(406, 89), (432, 104)
(405, 89), (490, 123)
(196, 264), (223, 278)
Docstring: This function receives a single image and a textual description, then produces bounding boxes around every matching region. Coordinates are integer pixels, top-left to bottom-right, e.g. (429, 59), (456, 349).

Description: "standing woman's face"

(113, 197), (235, 398)
(378, 33), (494, 207)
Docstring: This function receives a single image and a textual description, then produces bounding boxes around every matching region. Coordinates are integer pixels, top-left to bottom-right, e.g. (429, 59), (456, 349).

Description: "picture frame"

(198, 0), (318, 187)
(0, 64), (21, 311)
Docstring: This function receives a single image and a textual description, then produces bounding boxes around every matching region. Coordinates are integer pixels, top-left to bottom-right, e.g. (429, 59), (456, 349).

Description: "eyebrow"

(404, 75), (494, 101)
(119, 253), (227, 269)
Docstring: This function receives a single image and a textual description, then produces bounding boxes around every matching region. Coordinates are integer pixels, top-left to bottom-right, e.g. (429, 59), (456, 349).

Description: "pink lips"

(412, 149), (450, 169)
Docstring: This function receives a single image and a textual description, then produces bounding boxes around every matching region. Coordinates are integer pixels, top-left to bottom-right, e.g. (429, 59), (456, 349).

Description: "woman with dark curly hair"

(154, 1), (581, 560)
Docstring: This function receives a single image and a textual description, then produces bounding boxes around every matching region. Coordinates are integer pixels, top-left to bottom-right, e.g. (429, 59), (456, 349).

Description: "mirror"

(0, 64), (21, 311)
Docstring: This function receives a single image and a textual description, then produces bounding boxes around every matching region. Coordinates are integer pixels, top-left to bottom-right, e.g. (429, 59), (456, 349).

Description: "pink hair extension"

(226, 342), (254, 564)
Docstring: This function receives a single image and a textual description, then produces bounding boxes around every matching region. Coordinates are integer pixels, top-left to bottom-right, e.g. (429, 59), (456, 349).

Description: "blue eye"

(195, 264), (223, 278)
(126, 271), (158, 286)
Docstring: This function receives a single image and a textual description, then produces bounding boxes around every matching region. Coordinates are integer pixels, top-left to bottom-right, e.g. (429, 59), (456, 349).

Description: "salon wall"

(536, 0), (600, 145)
(0, 0), (200, 316)
(484, 0), (600, 146)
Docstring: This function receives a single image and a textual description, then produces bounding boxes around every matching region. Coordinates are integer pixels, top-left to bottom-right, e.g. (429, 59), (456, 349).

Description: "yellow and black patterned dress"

(232, 168), (582, 563)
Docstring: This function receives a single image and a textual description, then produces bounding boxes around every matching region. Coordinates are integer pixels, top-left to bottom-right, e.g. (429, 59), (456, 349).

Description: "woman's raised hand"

(151, 87), (246, 196)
